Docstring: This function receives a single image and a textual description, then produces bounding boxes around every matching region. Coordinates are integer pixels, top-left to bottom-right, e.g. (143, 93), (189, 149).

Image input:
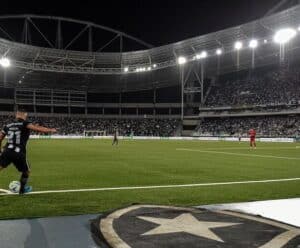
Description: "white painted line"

(194, 147), (298, 150)
(176, 148), (300, 160)
(0, 189), (12, 194)
(0, 178), (300, 196)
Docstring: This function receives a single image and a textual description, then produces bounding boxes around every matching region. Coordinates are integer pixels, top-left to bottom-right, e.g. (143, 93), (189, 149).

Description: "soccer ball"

(9, 181), (20, 193)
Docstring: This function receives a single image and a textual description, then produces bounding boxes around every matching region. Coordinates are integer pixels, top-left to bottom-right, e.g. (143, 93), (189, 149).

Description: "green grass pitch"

(0, 139), (300, 219)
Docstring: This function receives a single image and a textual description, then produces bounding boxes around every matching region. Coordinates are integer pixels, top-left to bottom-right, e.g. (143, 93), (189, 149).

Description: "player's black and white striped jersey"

(1, 119), (31, 153)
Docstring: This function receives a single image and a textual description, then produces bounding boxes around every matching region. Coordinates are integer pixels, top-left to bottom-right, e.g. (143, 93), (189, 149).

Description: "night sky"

(0, 0), (287, 46)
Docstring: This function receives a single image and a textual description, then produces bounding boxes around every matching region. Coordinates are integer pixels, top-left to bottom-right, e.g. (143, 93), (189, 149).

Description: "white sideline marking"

(195, 147), (298, 150)
(0, 178), (300, 196)
(176, 148), (300, 160)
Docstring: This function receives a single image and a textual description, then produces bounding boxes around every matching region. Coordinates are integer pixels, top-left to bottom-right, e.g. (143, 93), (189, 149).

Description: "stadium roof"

(1, 4), (300, 91)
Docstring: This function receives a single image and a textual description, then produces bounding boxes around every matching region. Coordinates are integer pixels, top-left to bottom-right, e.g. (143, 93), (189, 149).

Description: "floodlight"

(264, 39), (268, 44)
(234, 41), (243, 50)
(274, 28), (296, 44)
(195, 51), (208, 60)
(153, 64), (157, 68)
(0, 57), (10, 68)
(216, 49), (223, 55)
(147, 67), (151, 71)
(200, 51), (207, 59)
(249, 39), (258, 49)
(177, 56), (187, 65)
(124, 67), (129, 72)
(298, 26), (300, 31)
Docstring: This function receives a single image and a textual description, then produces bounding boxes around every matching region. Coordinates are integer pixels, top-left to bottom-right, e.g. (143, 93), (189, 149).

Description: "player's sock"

(19, 172), (29, 194)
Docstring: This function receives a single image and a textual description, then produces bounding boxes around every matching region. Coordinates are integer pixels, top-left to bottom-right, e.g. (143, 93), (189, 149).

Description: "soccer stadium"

(0, 1), (300, 247)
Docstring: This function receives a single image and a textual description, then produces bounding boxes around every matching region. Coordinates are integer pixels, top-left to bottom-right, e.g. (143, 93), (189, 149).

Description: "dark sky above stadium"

(0, 0), (289, 46)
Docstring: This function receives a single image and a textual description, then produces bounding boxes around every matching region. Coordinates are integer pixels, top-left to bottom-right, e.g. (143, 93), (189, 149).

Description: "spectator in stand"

(196, 116), (300, 137)
(205, 66), (300, 107)
(0, 116), (180, 137)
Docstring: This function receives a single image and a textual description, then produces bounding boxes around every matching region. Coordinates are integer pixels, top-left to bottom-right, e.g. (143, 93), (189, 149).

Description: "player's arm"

(26, 124), (57, 134)
(0, 131), (5, 153)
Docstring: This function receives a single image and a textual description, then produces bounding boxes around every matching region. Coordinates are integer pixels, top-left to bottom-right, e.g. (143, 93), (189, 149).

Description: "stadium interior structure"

(1, 5), (300, 138)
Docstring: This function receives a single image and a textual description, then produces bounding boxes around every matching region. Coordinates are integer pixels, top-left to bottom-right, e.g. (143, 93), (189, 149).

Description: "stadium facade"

(0, 5), (300, 136)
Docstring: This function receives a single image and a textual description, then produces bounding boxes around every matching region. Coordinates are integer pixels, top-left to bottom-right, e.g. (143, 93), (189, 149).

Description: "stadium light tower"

(274, 28), (297, 44)
(177, 56), (187, 121)
(195, 51), (207, 60)
(178, 56), (187, 65)
(0, 57), (11, 68)
(200, 51), (207, 59)
(216, 49), (223, 75)
(274, 28), (297, 62)
(216, 49), (223, 55)
(249, 39), (258, 49)
(234, 41), (243, 50)
(234, 41), (242, 69)
(249, 40), (258, 69)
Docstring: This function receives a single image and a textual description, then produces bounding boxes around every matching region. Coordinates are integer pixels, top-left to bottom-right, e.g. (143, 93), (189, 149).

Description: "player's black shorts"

(0, 149), (30, 172)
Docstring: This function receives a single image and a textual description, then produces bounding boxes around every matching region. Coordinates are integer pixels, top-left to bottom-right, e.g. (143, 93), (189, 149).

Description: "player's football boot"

(19, 185), (32, 195)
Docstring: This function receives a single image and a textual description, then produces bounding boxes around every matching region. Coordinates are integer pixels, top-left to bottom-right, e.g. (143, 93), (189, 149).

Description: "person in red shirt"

(249, 129), (256, 149)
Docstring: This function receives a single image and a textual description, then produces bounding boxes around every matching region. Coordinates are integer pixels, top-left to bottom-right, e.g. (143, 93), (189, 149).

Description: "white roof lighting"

(298, 26), (300, 31)
(200, 51), (207, 59)
(274, 28), (297, 44)
(147, 66), (151, 71)
(0, 57), (11, 68)
(216, 48), (223, 55)
(153, 64), (157, 68)
(264, 39), (268, 44)
(177, 56), (187, 65)
(234, 41), (243, 50)
(124, 67), (129, 72)
(249, 39), (258, 49)
(195, 51), (208, 60)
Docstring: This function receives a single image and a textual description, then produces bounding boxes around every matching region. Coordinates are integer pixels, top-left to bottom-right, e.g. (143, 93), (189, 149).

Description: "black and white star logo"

(93, 205), (300, 248)
(138, 213), (241, 242)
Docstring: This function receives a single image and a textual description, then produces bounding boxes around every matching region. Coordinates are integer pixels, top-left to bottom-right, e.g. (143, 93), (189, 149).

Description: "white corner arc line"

(0, 178), (300, 196)
(0, 189), (12, 194)
(176, 148), (300, 160)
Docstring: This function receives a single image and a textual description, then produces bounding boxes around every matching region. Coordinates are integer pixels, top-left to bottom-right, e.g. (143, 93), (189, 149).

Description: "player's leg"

(14, 153), (31, 194)
(19, 170), (30, 194)
(0, 151), (10, 172)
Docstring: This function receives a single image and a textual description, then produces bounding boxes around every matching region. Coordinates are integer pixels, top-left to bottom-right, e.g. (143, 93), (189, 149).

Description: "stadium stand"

(0, 116), (180, 137)
(195, 115), (300, 137)
(204, 65), (300, 107)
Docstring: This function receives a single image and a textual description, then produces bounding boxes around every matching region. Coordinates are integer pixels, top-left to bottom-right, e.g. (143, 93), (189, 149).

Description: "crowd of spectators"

(205, 66), (300, 107)
(0, 116), (180, 137)
(196, 115), (300, 137)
